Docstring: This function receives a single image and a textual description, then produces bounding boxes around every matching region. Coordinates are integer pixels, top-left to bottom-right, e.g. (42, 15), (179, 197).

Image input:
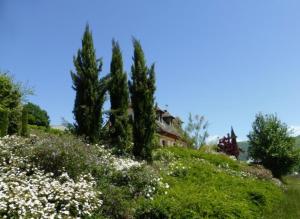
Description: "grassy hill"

(238, 135), (300, 161)
(0, 130), (285, 218)
(264, 175), (300, 218)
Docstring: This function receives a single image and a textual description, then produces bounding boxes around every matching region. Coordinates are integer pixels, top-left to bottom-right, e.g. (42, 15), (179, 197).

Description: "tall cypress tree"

(109, 40), (130, 154)
(71, 25), (104, 143)
(21, 107), (28, 137)
(129, 39), (156, 161)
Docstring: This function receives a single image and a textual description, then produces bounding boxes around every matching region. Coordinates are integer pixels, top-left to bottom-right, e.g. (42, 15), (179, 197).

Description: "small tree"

(108, 40), (130, 154)
(185, 113), (209, 148)
(129, 38), (156, 161)
(217, 127), (241, 158)
(21, 107), (29, 137)
(0, 107), (9, 137)
(23, 102), (50, 128)
(0, 73), (22, 135)
(248, 113), (300, 178)
(71, 24), (105, 143)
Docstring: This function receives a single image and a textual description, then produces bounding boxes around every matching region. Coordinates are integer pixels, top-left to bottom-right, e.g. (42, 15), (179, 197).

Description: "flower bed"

(0, 136), (102, 218)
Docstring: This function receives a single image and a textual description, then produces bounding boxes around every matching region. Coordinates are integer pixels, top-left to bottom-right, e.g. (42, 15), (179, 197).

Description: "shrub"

(23, 102), (50, 127)
(30, 134), (91, 179)
(99, 185), (133, 218)
(243, 164), (273, 180)
(248, 113), (300, 178)
(0, 135), (102, 218)
(0, 107), (9, 137)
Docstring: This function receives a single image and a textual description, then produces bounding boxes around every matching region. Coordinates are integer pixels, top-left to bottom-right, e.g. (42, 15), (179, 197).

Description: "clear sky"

(1, 0), (300, 140)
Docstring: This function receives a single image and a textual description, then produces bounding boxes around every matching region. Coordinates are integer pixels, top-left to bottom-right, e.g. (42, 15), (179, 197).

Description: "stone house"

(128, 106), (187, 147)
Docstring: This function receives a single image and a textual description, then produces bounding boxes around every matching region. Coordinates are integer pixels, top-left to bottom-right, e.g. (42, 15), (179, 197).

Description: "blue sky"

(1, 0), (300, 140)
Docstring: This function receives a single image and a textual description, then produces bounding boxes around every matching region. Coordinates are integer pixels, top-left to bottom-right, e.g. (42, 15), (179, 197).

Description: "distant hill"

(238, 135), (300, 161)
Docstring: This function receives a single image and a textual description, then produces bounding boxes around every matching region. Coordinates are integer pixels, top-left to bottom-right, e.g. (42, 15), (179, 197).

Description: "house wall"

(158, 134), (186, 147)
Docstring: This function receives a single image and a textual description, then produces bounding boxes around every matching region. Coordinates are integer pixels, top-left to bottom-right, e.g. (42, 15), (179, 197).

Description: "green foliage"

(129, 38), (156, 161)
(29, 124), (66, 136)
(185, 113), (209, 148)
(23, 102), (50, 127)
(21, 107), (28, 137)
(99, 185), (134, 218)
(0, 107), (9, 137)
(0, 73), (23, 135)
(0, 73), (21, 109)
(108, 40), (131, 154)
(29, 134), (91, 179)
(71, 25), (106, 143)
(248, 113), (300, 178)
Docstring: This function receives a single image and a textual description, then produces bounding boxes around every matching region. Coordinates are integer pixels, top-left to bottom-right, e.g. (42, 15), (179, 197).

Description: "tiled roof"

(156, 121), (181, 138)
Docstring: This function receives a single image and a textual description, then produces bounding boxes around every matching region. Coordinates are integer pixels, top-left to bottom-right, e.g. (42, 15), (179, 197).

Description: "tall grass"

(264, 176), (300, 219)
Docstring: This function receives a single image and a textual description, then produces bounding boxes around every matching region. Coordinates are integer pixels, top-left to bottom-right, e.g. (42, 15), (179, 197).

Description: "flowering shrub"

(243, 164), (273, 180)
(0, 135), (102, 218)
(0, 134), (168, 218)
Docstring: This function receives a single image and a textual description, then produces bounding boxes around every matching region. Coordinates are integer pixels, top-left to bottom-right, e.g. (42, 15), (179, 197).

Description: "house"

(128, 106), (187, 147)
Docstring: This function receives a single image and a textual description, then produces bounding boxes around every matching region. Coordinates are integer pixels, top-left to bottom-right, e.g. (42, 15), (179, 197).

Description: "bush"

(248, 113), (300, 178)
(99, 185), (134, 218)
(23, 102), (50, 127)
(0, 107), (9, 137)
(0, 135), (102, 218)
(30, 134), (91, 179)
(244, 164), (273, 180)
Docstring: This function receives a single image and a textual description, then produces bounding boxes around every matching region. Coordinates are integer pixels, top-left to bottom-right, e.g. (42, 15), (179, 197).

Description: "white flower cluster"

(167, 161), (189, 177)
(0, 136), (102, 218)
(112, 157), (142, 171)
(94, 145), (142, 171)
(144, 177), (170, 199)
(217, 163), (251, 178)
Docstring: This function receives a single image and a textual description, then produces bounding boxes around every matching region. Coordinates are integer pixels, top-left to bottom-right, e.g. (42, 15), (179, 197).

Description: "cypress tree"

(0, 107), (9, 137)
(129, 39), (156, 161)
(8, 107), (22, 135)
(71, 25), (104, 143)
(109, 40), (130, 154)
(21, 107), (29, 137)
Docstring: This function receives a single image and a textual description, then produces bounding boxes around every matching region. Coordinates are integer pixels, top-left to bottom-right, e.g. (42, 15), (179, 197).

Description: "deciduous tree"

(248, 113), (300, 178)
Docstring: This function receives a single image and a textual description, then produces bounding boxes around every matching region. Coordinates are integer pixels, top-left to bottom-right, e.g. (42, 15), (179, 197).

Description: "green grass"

(136, 147), (283, 218)
(264, 176), (300, 219)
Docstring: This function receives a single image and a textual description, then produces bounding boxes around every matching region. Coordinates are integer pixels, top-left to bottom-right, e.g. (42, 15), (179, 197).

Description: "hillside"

(0, 131), (284, 218)
(238, 136), (300, 161)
